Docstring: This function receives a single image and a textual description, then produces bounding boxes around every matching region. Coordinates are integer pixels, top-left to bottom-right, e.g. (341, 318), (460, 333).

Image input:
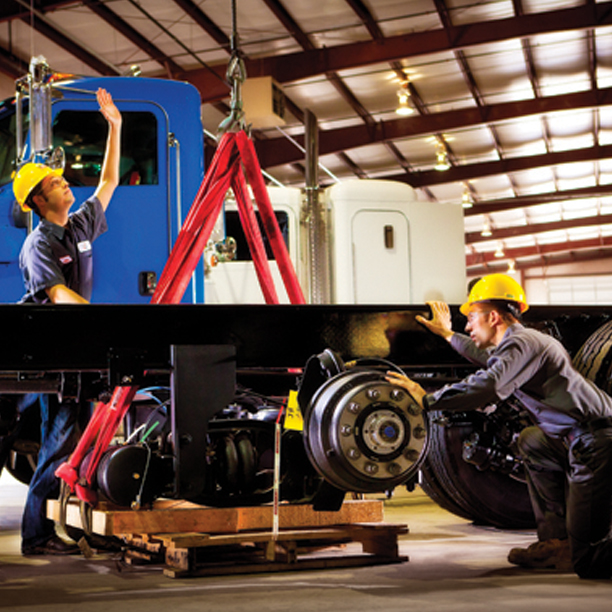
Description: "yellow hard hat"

(12, 163), (63, 211)
(460, 274), (529, 315)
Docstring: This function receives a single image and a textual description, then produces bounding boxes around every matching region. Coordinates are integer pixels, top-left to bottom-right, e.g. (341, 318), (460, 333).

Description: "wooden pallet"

(47, 498), (408, 578)
(123, 522), (408, 578)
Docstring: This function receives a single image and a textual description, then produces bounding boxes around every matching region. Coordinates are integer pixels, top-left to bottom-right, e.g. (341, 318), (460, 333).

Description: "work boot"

(22, 535), (81, 556)
(507, 538), (572, 571)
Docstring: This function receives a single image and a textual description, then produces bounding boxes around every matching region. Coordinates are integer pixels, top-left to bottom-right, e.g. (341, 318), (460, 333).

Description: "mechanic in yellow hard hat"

(13, 163), (63, 213)
(15, 88), (123, 559)
(386, 273), (612, 580)
(14, 87), (121, 306)
(459, 273), (528, 316)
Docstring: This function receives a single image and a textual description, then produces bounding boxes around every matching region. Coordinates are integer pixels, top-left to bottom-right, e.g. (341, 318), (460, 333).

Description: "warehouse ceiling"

(2, 0), (612, 276)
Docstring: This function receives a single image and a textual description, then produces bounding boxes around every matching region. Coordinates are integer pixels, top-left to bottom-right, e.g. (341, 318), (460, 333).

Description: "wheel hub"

(303, 369), (429, 492)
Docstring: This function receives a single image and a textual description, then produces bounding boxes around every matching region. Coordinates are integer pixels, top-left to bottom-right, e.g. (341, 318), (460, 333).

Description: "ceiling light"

(395, 81), (414, 116)
(462, 185), (473, 208)
(434, 144), (450, 171)
(507, 260), (516, 274)
(494, 243), (505, 258)
(481, 219), (492, 237)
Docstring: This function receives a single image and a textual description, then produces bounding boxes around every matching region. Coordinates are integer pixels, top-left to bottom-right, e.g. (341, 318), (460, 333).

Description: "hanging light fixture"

(494, 243), (505, 258)
(481, 218), (492, 237)
(434, 143), (450, 171)
(461, 184), (473, 209)
(395, 80), (414, 116)
(507, 259), (516, 274)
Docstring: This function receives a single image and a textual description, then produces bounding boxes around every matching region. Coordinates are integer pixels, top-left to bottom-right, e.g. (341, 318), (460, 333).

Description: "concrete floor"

(1, 470), (611, 612)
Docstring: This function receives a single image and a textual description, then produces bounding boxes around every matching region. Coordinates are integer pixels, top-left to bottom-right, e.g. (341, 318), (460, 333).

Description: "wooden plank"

(158, 527), (353, 548)
(48, 499), (242, 535)
(163, 553), (408, 579)
(156, 524), (407, 550)
(48, 498), (384, 536)
(235, 500), (383, 531)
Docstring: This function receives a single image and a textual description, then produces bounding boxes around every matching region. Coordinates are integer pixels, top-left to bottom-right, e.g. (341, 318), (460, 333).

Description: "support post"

(303, 109), (331, 304)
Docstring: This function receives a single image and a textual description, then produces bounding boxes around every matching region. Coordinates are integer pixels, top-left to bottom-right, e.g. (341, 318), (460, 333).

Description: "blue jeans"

(21, 394), (89, 550)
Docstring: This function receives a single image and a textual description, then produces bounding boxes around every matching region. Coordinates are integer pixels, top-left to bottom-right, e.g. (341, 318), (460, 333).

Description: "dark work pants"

(517, 425), (612, 579)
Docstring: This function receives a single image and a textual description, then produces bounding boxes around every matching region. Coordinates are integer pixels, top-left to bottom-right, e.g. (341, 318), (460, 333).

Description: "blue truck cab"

(0, 75), (205, 303)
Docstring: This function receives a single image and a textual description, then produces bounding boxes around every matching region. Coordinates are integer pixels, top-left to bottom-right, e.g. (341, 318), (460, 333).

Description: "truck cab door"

(51, 97), (174, 303)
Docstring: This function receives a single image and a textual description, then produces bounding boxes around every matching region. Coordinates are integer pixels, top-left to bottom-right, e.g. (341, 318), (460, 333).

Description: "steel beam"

(466, 213), (612, 245)
(466, 235), (612, 267)
(254, 87), (612, 168)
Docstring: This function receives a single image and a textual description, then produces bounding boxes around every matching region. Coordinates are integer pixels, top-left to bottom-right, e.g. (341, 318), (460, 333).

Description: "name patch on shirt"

(59, 255), (73, 265)
(77, 240), (92, 253)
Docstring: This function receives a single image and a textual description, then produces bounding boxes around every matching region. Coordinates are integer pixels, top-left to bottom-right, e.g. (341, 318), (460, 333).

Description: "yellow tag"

(284, 390), (304, 431)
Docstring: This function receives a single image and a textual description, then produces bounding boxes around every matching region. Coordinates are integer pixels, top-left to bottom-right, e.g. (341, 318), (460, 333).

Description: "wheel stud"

(364, 462), (379, 474)
(407, 403), (422, 416)
(366, 389), (380, 400)
(390, 389), (404, 401)
(413, 425), (426, 439)
(348, 447), (361, 460)
(387, 462), (401, 475)
(348, 402), (361, 414)
(404, 448), (420, 461)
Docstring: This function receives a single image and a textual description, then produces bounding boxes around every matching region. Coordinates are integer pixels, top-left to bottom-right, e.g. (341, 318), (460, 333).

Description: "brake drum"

(303, 369), (429, 492)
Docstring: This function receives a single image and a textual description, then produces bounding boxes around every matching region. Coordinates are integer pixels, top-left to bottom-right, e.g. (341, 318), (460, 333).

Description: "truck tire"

(421, 416), (535, 528)
(571, 319), (612, 391)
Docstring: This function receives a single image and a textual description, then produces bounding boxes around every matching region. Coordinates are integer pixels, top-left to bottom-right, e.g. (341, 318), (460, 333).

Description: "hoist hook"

(218, 0), (249, 135)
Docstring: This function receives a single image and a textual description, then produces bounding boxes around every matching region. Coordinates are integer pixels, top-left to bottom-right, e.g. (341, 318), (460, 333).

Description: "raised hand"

(416, 301), (454, 340)
(96, 88), (122, 128)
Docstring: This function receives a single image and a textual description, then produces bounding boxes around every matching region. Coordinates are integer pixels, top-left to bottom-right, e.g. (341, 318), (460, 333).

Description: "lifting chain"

(218, 0), (248, 135)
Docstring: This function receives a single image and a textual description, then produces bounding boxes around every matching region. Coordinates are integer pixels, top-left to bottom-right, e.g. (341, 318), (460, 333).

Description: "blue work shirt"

(19, 197), (107, 303)
(423, 323), (612, 439)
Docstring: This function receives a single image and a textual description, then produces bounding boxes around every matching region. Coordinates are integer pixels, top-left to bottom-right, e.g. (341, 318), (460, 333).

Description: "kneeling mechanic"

(387, 273), (612, 579)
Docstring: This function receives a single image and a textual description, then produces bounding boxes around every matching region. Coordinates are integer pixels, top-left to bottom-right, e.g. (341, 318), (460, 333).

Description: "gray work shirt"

(19, 197), (107, 303)
(423, 323), (612, 438)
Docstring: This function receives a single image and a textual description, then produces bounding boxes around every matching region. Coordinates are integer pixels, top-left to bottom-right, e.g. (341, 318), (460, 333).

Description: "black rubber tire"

(421, 414), (535, 529)
(572, 319), (612, 390)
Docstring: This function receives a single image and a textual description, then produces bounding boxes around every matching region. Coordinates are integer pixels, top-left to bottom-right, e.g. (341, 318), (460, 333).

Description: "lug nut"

(348, 402), (361, 414)
(348, 447), (361, 460)
(390, 389), (404, 401)
(404, 448), (420, 461)
(366, 389), (381, 400)
(407, 403), (422, 416)
(413, 425), (426, 439)
(364, 462), (379, 474)
(387, 462), (402, 475)
(341, 424), (353, 436)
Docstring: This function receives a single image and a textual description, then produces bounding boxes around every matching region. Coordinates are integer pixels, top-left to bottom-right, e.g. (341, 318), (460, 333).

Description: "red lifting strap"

(234, 131), (304, 305)
(231, 164), (279, 304)
(152, 131), (305, 305)
(55, 130), (305, 505)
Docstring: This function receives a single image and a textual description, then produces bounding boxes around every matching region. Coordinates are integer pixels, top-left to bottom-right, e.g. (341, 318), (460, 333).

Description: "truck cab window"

(224, 210), (289, 260)
(53, 110), (158, 187)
